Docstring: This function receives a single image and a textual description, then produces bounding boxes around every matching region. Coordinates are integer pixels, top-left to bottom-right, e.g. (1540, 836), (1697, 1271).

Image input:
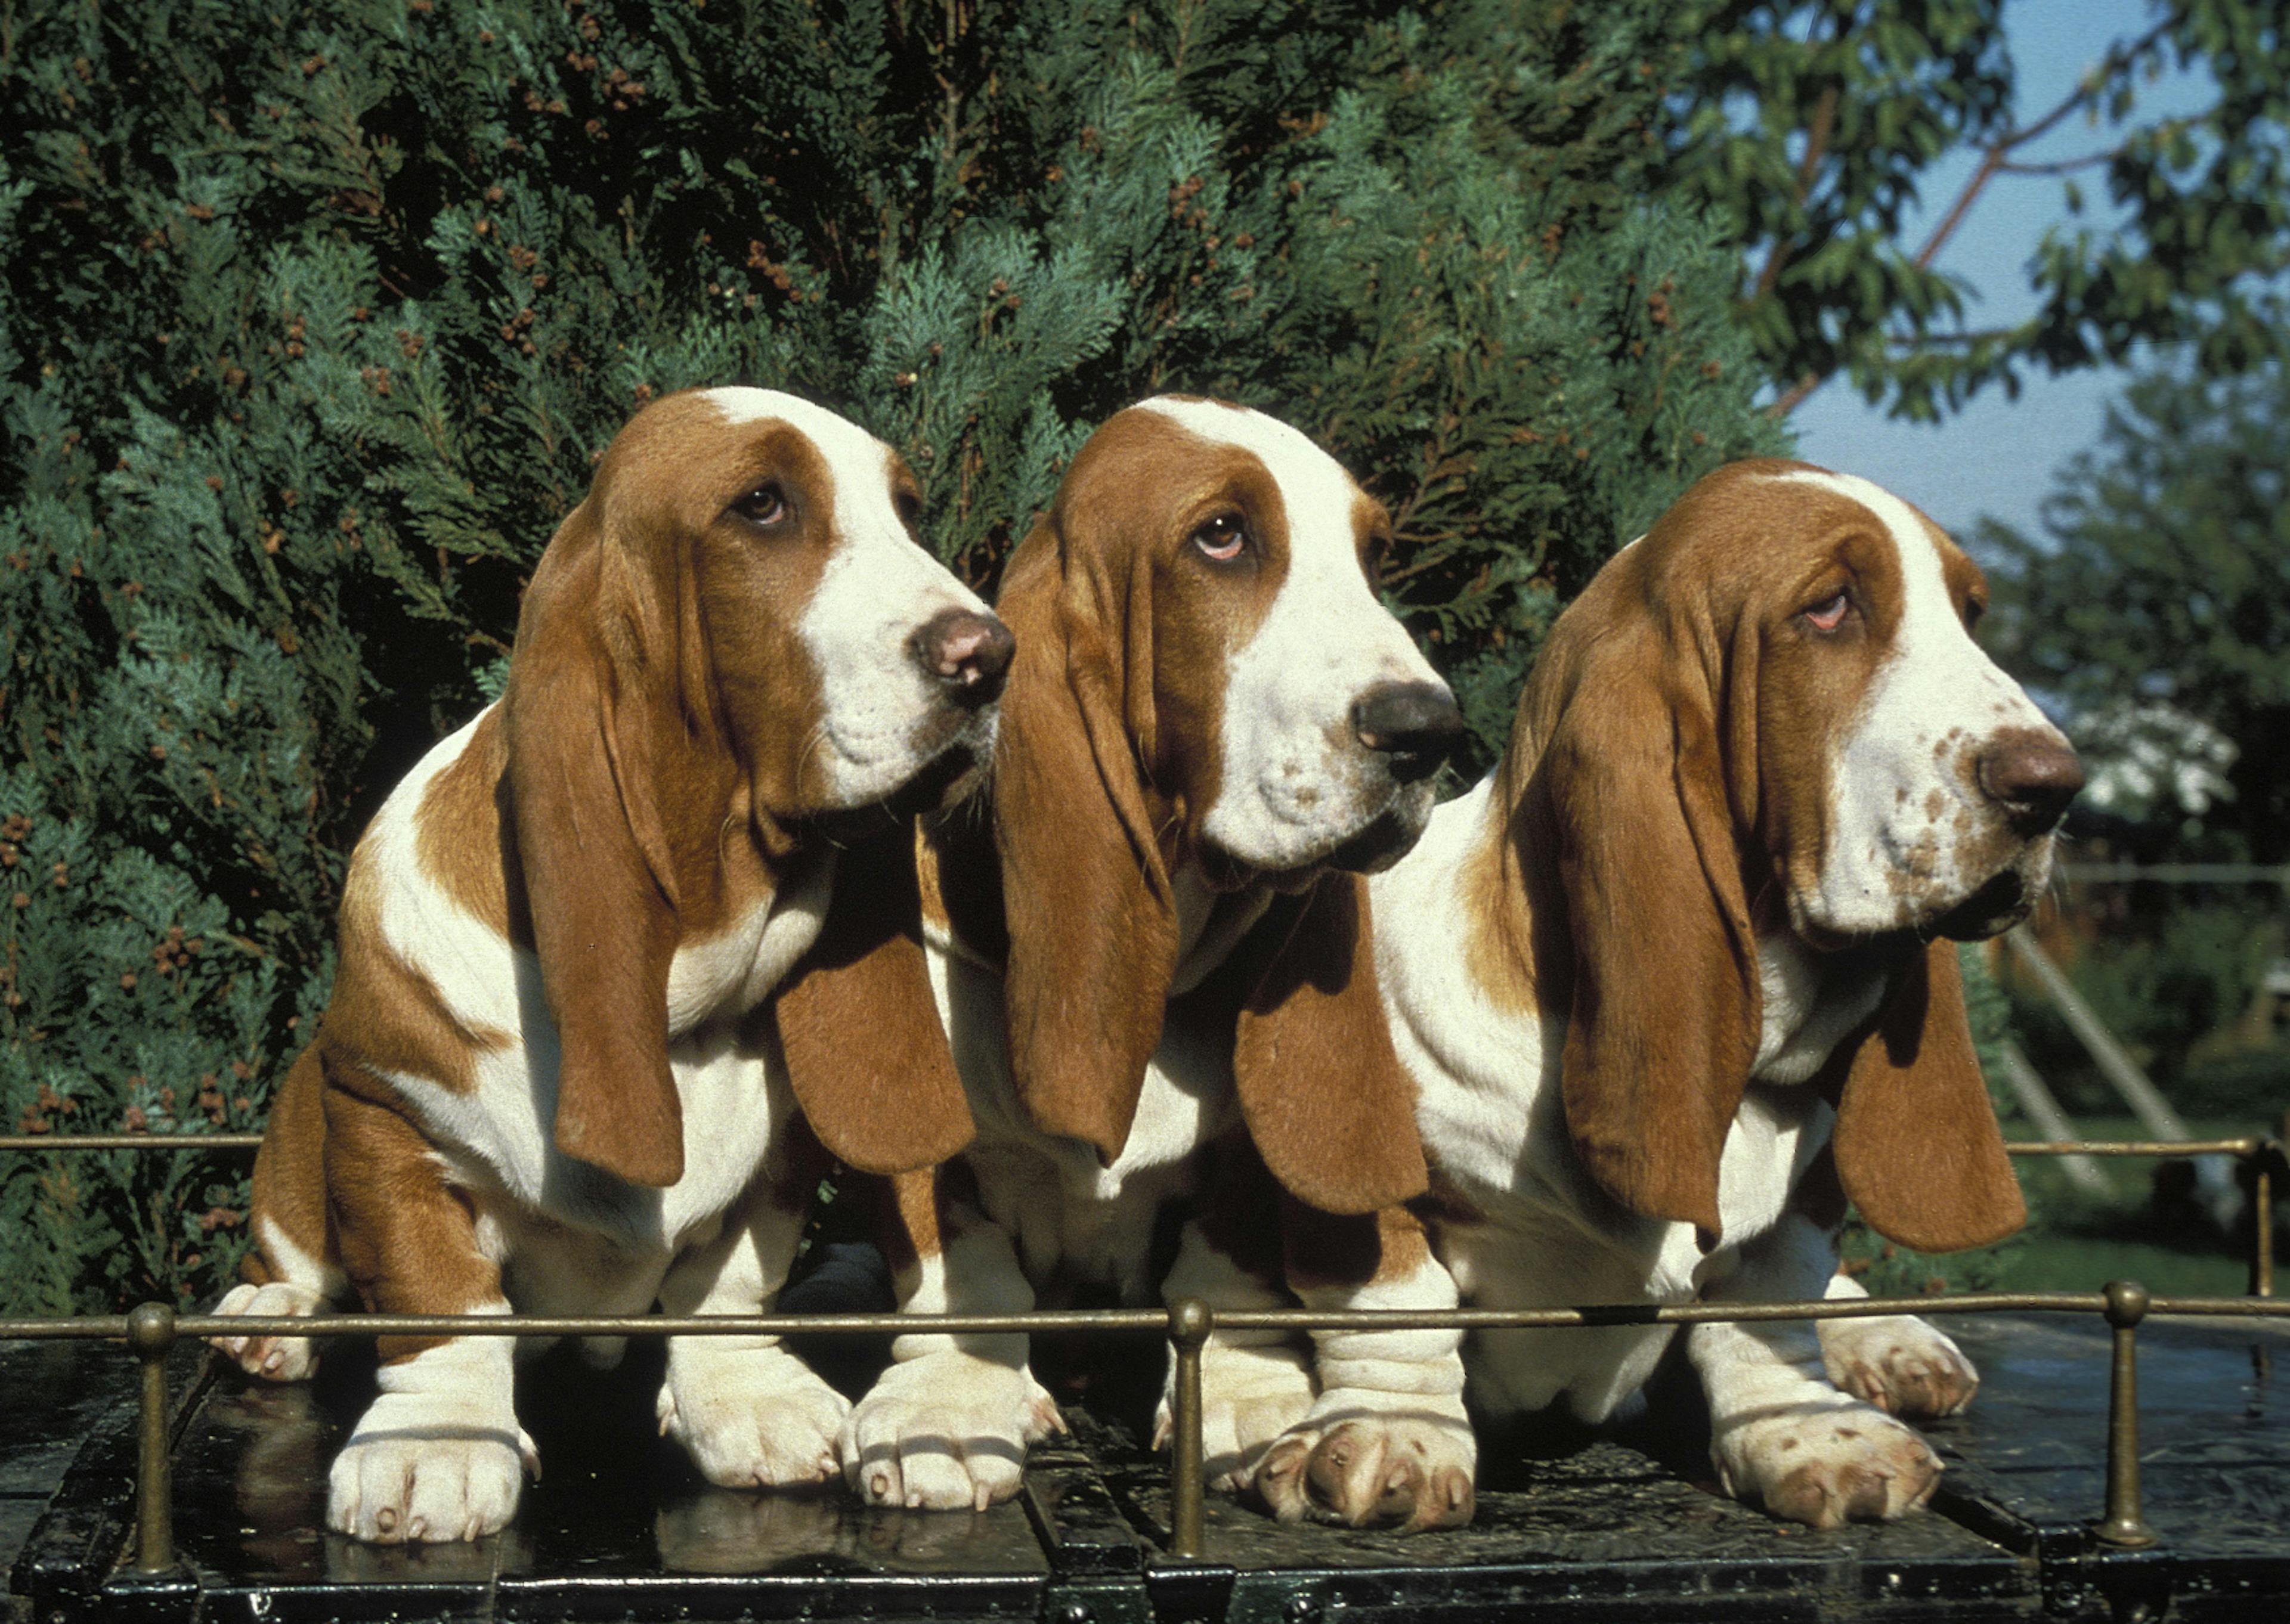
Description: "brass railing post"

(2253, 1141), (2279, 1298)
(2096, 1281), (2157, 1548)
(1166, 1297), (1212, 1560)
(125, 1302), (177, 1572)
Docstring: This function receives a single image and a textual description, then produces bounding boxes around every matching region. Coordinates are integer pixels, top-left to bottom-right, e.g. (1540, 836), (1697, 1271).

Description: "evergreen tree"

(0, 0), (1778, 1309)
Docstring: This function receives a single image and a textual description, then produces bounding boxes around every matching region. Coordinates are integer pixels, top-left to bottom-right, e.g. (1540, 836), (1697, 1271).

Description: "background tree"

(0, 0), (1778, 1309)
(1980, 361), (2290, 862)
(1667, 0), (2290, 420)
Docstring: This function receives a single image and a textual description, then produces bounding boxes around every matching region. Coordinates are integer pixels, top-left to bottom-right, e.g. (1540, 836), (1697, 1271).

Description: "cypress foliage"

(0, 0), (1780, 1310)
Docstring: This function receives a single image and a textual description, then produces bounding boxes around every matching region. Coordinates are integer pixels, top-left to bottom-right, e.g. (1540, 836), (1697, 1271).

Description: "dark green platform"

(6, 1313), (2286, 1622)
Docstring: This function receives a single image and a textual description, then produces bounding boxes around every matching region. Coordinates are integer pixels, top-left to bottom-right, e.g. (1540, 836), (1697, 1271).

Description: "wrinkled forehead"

(1761, 466), (1982, 602)
(1643, 460), (1982, 614)
(595, 387), (903, 529)
(1129, 396), (1381, 544)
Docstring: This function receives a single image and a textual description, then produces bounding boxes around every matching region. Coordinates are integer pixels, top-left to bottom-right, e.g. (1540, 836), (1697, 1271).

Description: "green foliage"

(1666, 0), (2290, 419)
(0, 0), (1778, 1309)
(1978, 362), (2290, 861)
(2004, 899), (2285, 1117)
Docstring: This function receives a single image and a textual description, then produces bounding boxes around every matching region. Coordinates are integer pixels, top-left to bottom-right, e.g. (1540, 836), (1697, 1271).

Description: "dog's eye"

(1963, 595), (1986, 633)
(894, 489), (924, 531)
(1192, 514), (1248, 563)
(1803, 590), (1851, 633)
(731, 483), (787, 526)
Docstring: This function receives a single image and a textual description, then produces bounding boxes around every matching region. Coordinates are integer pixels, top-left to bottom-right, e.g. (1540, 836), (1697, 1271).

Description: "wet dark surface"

(1, 1311), (2285, 1620)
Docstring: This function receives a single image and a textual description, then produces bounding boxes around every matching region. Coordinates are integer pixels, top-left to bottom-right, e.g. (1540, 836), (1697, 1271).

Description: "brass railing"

(1, 1132), (2284, 1576)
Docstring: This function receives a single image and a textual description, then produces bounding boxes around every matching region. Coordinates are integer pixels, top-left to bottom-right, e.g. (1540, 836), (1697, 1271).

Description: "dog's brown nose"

(909, 608), (1014, 706)
(1353, 682), (1466, 783)
(1976, 728), (2084, 834)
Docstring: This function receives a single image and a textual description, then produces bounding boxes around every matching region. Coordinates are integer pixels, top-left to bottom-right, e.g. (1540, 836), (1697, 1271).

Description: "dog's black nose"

(1353, 682), (1466, 783)
(1976, 728), (2084, 834)
(909, 608), (1014, 706)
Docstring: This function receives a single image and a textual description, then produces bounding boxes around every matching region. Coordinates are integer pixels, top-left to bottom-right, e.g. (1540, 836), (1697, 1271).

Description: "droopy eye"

(894, 489), (924, 531)
(731, 482), (787, 526)
(1803, 590), (1851, 633)
(1192, 513), (1248, 563)
(1963, 595), (1987, 633)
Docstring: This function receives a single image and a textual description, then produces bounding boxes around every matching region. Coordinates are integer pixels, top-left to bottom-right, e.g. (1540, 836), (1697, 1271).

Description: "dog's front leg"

(656, 1173), (849, 1491)
(840, 1167), (1062, 1511)
(323, 1080), (536, 1545)
(1153, 1214), (1315, 1493)
(1249, 1200), (1474, 1532)
(1690, 1213), (1945, 1529)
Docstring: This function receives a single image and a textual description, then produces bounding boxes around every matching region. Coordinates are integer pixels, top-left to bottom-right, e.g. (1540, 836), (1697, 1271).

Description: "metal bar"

(0, 1135), (263, 1152)
(1994, 1041), (2112, 1195)
(1166, 1299), (1211, 1559)
(2005, 1139), (2261, 1157)
(2096, 1282), (2158, 1548)
(125, 1303), (176, 1572)
(2257, 1142), (2279, 1299)
(2056, 863), (2290, 885)
(9, 1291), (2289, 1346)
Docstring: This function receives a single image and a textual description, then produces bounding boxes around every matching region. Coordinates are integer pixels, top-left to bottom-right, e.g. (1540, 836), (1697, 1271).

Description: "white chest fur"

(358, 711), (822, 1260)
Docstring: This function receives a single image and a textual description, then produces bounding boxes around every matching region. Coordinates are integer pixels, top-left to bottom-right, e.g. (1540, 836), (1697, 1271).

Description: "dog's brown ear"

(1536, 578), (1761, 1246)
(1232, 872), (1426, 1216)
(773, 825), (977, 1175)
(505, 499), (689, 1189)
(1830, 943), (2025, 1252)
(993, 522), (1179, 1166)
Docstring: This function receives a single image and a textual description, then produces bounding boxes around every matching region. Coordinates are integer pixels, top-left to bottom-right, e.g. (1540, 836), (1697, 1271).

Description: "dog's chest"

(926, 934), (1242, 1297)
(370, 783), (821, 1254)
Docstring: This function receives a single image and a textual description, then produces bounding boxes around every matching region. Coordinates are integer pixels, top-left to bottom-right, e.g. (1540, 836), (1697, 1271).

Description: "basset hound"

(777, 396), (1481, 1528)
(209, 388), (1008, 1543)
(1369, 460), (2082, 1527)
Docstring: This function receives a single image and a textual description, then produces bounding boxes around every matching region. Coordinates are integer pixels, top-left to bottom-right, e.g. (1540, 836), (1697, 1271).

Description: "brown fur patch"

(1231, 872), (1426, 1216)
(241, 1045), (335, 1288)
(318, 1062), (507, 1363)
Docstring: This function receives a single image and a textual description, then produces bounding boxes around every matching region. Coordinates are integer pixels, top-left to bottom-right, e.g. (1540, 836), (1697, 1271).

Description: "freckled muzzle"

(1925, 727), (2083, 940)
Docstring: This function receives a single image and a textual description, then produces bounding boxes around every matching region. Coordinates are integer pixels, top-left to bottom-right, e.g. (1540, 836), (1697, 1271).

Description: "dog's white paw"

(657, 1343), (847, 1489)
(1713, 1397), (1941, 1529)
(326, 1389), (537, 1544)
(209, 1281), (325, 1383)
(1820, 1314), (1979, 1419)
(1152, 1340), (1316, 1491)
(841, 1351), (1062, 1511)
(1251, 1391), (1477, 1532)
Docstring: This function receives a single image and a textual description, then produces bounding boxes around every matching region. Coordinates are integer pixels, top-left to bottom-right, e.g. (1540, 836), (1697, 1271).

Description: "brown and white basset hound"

(776, 396), (1480, 1528)
(1368, 460), (2082, 1527)
(209, 388), (1007, 1544)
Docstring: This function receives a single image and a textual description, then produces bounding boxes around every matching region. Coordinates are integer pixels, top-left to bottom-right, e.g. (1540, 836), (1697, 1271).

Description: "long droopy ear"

(994, 521), (1180, 1166)
(1537, 586), (1762, 1246)
(1828, 943), (2025, 1251)
(505, 499), (689, 1189)
(772, 823), (977, 1175)
(1232, 872), (1427, 1216)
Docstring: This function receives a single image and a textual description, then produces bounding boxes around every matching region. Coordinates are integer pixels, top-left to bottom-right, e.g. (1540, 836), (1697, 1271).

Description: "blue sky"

(1787, 0), (2214, 543)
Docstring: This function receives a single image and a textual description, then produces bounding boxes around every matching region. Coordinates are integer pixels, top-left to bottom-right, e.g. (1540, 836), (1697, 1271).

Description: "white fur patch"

(703, 387), (994, 807)
(1133, 396), (1450, 870)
